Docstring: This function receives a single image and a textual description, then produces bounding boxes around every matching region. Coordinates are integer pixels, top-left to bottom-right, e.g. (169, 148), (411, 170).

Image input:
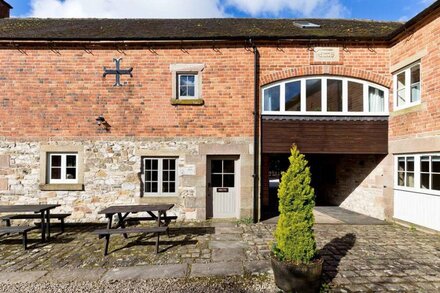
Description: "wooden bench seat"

(1, 213), (71, 233)
(93, 226), (168, 256)
(0, 226), (36, 250)
(126, 215), (177, 224)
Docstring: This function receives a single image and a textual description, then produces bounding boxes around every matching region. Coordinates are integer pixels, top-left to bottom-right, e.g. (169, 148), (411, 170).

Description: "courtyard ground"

(0, 208), (439, 292)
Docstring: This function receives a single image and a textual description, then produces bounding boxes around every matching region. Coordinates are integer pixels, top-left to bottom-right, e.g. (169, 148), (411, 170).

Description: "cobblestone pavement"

(0, 220), (439, 292)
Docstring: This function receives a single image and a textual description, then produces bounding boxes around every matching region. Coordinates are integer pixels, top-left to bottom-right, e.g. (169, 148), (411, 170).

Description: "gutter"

(252, 40), (260, 223)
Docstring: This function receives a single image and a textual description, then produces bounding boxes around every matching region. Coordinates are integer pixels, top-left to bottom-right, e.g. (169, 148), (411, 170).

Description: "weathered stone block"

(0, 155), (9, 168)
(0, 178), (8, 190)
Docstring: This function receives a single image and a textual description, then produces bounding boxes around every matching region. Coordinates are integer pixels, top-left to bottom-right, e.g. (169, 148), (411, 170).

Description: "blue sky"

(5, 0), (436, 21)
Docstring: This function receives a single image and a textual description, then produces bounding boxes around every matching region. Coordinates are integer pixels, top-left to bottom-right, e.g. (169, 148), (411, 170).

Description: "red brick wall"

(390, 11), (440, 139)
(0, 45), (254, 138)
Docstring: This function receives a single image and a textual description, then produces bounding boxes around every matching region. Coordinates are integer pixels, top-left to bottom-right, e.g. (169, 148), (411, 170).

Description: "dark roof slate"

(0, 18), (403, 41)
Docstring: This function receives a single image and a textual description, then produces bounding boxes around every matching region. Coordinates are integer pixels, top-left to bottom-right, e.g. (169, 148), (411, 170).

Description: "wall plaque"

(179, 165), (196, 176)
(313, 47), (340, 62)
(217, 188), (229, 192)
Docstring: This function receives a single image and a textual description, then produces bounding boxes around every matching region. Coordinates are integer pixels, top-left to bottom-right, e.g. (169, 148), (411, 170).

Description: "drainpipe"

(252, 41), (260, 223)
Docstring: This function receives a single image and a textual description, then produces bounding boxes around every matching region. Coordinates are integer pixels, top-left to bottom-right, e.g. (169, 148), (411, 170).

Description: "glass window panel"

(368, 87), (384, 112)
(170, 159), (176, 170)
(51, 167), (61, 180)
(398, 172), (405, 186)
(170, 171), (175, 181)
(347, 81), (363, 112)
(224, 174), (235, 187)
(152, 182), (158, 193)
(169, 182), (175, 193)
(180, 86), (188, 97)
(306, 79), (322, 111)
(223, 160), (235, 174)
(163, 159), (169, 170)
(398, 158), (405, 172)
(410, 65), (420, 84)
(145, 160), (151, 170)
(145, 182), (151, 193)
(410, 64), (421, 103)
(51, 155), (62, 167)
(66, 168), (76, 179)
(152, 171), (158, 181)
(432, 174), (440, 191)
(327, 79), (343, 112)
(180, 75), (188, 85)
(162, 182), (169, 193)
(211, 174), (222, 187)
(263, 86), (280, 111)
(431, 156), (440, 173)
(285, 81), (301, 112)
(406, 157), (414, 172)
(187, 75), (195, 85)
(211, 160), (222, 173)
(411, 85), (420, 103)
(146, 171), (151, 181)
(421, 156), (430, 172)
(188, 86), (195, 97)
(421, 173), (430, 189)
(406, 172), (415, 187)
(66, 155), (76, 167)
(152, 160), (158, 169)
(163, 171), (169, 181)
(397, 72), (406, 90)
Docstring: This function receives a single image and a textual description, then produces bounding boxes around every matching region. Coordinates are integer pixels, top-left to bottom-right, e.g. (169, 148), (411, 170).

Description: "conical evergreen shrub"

(273, 145), (317, 263)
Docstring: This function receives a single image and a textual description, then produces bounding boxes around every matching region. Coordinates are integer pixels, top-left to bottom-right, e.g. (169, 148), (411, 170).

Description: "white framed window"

(262, 76), (389, 116)
(393, 62), (421, 110)
(47, 153), (78, 184)
(395, 154), (440, 194)
(177, 73), (198, 99)
(143, 157), (177, 195)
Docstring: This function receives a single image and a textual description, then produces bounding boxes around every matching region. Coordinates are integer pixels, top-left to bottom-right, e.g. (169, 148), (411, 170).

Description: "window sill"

(392, 102), (422, 116)
(171, 98), (204, 106)
(39, 184), (84, 191)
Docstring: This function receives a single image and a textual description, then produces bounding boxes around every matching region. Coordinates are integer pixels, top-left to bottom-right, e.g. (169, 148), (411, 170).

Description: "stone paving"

(0, 219), (439, 292)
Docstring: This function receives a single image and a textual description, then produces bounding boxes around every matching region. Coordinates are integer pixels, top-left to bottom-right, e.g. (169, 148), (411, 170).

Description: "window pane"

(406, 157), (414, 172)
(431, 156), (440, 173)
(398, 158), (405, 172)
(51, 155), (62, 167)
(406, 172), (415, 187)
(146, 171), (151, 181)
(169, 182), (176, 193)
(421, 156), (430, 172)
(398, 171), (405, 186)
(170, 171), (175, 181)
(327, 79), (343, 112)
(306, 79), (322, 111)
(186, 75), (195, 85)
(66, 155), (76, 167)
(211, 160), (222, 173)
(368, 87), (384, 112)
(152, 160), (158, 169)
(163, 171), (169, 181)
(410, 65), (420, 84)
(152, 170), (158, 181)
(263, 86), (280, 111)
(421, 173), (430, 189)
(51, 167), (61, 180)
(285, 81), (301, 111)
(179, 86), (188, 97)
(145, 160), (151, 170)
(211, 174), (222, 187)
(145, 182), (151, 193)
(163, 159), (169, 170)
(163, 182), (169, 193)
(66, 168), (76, 179)
(151, 182), (158, 193)
(397, 72), (406, 90)
(224, 175), (235, 187)
(348, 81), (363, 112)
(410, 65), (421, 103)
(170, 159), (176, 170)
(223, 160), (234, 174)
(432, 174), (440, 191)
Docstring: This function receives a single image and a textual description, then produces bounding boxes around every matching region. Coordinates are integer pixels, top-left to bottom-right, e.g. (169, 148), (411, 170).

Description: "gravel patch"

(0, 276), (279, 293)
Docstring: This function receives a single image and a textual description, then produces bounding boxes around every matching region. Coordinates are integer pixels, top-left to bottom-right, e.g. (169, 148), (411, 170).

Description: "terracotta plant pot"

(271, 254), (323, 293)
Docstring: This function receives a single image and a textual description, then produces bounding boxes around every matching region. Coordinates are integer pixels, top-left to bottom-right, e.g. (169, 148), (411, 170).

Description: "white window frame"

(177, 73), (198, 100)
(393, 62), (421, 111)
(394, 153), (440, 196)
(262, 76), (389, 116)
(47, 153), (78, 184)
(143, 157), (178, 196)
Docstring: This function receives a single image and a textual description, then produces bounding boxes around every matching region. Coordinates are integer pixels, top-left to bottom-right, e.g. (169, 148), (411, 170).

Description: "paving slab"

(102, 264), (188, 281)
(0, 271), (48, 284)
(209, 240), (248, 249)
(243, 260), (272, 275)
(190, 262), (243, 277)
(42, 268), (107, 282)
(211, 248), (245, 262)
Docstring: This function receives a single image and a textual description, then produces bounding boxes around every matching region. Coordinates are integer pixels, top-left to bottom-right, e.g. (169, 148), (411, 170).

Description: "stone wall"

(0, 137), (254, 222)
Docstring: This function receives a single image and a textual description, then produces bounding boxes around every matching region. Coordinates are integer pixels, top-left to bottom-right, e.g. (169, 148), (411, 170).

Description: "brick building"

(0, 1), (439, 231)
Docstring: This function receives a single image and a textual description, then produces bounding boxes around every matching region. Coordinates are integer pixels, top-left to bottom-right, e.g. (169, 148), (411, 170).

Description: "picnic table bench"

(0, 226), (37, 250)
(1, 213), (71, 233)
(94, 204), (175, 255)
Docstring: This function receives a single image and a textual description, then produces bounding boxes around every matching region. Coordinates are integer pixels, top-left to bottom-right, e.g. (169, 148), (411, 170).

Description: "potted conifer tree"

(271, 145), (323, 293)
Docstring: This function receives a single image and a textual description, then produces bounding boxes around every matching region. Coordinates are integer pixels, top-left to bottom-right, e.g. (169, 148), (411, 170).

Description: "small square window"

(394, 62), (421, 110)
(178, 74), (198, 99)
(47, 153), (78, 184)
(143, 157), (178, 195)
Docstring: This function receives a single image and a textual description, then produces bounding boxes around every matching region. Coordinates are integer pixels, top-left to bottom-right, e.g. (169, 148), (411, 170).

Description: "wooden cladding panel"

(262, 119), (388, 154)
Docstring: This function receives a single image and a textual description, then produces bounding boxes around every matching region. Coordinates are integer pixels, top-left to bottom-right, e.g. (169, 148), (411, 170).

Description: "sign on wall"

(313, 47), (340, 63)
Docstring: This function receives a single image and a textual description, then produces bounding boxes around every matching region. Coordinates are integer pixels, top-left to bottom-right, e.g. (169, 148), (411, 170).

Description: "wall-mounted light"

(96, 115), (111, 131)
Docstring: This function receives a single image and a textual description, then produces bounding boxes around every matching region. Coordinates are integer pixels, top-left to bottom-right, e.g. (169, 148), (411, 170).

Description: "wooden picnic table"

(0, 204), (61, 242)
(98, 204), (175, 230)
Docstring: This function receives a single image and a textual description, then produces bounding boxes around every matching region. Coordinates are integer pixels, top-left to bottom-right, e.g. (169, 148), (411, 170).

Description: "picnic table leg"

(104, 234), (110, 256)
(117, 213), (128, 239)
(46, 209), (51, 240)
(40, 211), (46, 242)
(107, 214), (113, 229)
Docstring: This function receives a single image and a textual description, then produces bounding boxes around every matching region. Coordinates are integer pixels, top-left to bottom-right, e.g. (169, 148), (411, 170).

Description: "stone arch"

(261, 66), (391, 88)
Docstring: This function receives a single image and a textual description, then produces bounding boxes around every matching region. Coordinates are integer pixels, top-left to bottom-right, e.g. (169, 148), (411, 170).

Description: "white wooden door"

(208, 158), (237, 218)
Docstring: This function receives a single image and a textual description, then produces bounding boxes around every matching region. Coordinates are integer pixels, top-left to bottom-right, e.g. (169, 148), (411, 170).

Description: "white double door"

(207, 157), (239, 218)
